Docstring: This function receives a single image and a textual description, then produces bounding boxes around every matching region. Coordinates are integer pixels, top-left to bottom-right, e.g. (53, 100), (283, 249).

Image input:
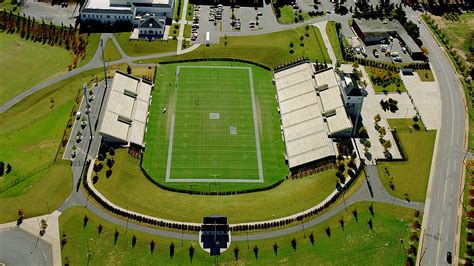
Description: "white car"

(401, 47), (407, 53)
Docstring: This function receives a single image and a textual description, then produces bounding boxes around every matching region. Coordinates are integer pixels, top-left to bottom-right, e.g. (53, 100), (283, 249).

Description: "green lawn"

(95, 148), (337, 224)
(142, 62), (287, 191)
(415, 69), (435, 82)
(76, 33), (101, 68)
(140, 25), (331, 67)
(183, 24), (191, 38)
(438, 12), (474, 57)
(60, 202), (418, 265)
(365, 66), (407, 93)
(114, 33), (177, 57)
(277, 5), (310, 24)
(103, 39), (122, 62)
(0, 0), (21, 12)
(0, 32), (71, 105)
(186, 4), (194, 21)
(378, 119), (437, 202)
(173, 0), (183, 21)
(326, 21), (344, 62)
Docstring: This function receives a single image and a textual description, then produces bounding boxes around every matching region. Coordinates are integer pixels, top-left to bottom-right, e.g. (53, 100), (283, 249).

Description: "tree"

(405, 20), (420, 40)
(374, 114), (381, 126)
(378, 126), (387, 138)
(309, 231), (315, 246)
(169, 243), (175, 258)
(363, 139), (371, 152)
(382, 140), (392, 152)
(0, 162), (4, 176)
(273, 242), (278, 255)
(132, 235), (137, 248)
(253, 245), (259, 259)
(291, 238), (297, 251)
(234, 246), (240, 261)
(358, 126), (367, 137)
(127, 66), (132, 74)
(421, 46), (429, 56)
(352, 61), (359, 69)
(189, 245), (195, 262)
(150, 240), (155, 254)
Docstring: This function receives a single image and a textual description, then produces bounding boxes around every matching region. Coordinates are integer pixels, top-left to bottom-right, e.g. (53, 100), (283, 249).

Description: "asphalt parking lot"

(353, 37), (414, 63)
(0, 228), (53, 266)
(191, 3), (276, 45)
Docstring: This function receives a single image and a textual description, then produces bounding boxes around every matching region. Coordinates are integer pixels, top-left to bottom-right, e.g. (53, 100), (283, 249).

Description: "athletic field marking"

(165, 65), (264, 183)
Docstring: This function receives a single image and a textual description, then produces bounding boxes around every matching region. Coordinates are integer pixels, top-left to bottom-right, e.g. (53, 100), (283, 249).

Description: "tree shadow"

(253, 245), (259, 259)
(325, 227), (331, 238)
(150, 240), (155, 254)
(368, 218), (373, 230)
(273, 242), (278, 256)
(309, 232), (315, 246)
(114, 230), (119, 246)
(83, 215), (89, 228)
(339, 218), (345, 231)
(291, 238), (297, 251)
(368, 204), (375, 217)
(352, 209), (358, 222)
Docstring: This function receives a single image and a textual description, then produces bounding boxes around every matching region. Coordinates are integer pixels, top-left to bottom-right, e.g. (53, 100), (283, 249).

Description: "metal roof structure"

(99, 71), (152, 147)
(274, 63), (352, 169)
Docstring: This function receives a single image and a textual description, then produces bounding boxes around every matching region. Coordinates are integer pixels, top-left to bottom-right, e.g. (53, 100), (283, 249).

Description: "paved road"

(402, 9), (466, 266)
(0, 10), (466, 260)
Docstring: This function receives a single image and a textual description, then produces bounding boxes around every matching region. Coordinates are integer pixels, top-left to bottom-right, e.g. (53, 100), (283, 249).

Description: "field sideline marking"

(166, 65), (264, 183)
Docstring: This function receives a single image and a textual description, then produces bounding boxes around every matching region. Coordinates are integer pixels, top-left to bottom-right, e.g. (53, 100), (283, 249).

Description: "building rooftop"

(99, 71), (153, 147)
(274, 63), (352, 169)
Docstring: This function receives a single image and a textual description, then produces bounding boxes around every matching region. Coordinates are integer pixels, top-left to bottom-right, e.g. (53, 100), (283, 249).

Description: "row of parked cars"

(209, 4), (223, 21)
(191, 5), (200, 41)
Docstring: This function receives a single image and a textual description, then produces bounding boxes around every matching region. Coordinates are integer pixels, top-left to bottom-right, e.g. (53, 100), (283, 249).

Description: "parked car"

(401, 47), (407, 53)
(446, 252), (452, 264)
(393, 56), (402, 62)
(373, 49), (379, 58)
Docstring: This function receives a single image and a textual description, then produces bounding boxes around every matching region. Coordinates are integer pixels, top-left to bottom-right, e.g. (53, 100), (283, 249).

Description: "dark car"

(447, 251), (452, 264)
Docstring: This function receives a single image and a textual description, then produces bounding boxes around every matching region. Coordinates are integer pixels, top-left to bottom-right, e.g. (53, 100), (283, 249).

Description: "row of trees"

(0, 10), (89, 70)
(422, 14), (473, 80)
(85, 154), (363, 232)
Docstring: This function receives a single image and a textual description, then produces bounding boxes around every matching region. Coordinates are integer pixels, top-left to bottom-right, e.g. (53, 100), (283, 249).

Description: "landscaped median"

(114, 32), (178, 56)
(137, 25), (331, 68)
(377, 119), (436, 203)
(59, 202), (420, 265)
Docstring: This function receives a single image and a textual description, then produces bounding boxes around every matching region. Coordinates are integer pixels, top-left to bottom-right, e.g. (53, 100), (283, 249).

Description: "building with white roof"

(80, 0), (174, 33)
(98, 71), (153, 147)
(274, 62), (352, 170)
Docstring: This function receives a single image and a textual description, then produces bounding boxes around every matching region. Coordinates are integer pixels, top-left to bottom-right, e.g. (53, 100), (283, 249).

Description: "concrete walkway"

(314, 21), (337, 66)
(176, 0), (190, 54)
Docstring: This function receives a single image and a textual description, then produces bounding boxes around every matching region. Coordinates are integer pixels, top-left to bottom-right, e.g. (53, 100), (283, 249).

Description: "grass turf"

(94, 148), (336, 224)
(326, 21), (346, 62)
(365, 66), (407, 93)
(168, 66), (259, 180)
(377, 119), (436, 202)
(0, 63), (147, 223)
(104, 39), (122, 62)
(459, 161), (471, 261)
(415, 69), (435, 82)
(60, 202), (417, 265)
(142, 62), (287, 191)
(434, 12), (474, 58)
(277, 6), (310, 24)
(138, 25), (331, 67)
(0, 32), (71, 105)
(114, 33), (177, 56)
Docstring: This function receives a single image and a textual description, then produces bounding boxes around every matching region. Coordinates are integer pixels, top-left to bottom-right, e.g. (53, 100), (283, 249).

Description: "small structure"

(98, 71), (153, 147)
(199, 216), (230, 256)
(352, 18), (424, 60)
(205, 31), (210, 47)
(138, 15), (165, 39)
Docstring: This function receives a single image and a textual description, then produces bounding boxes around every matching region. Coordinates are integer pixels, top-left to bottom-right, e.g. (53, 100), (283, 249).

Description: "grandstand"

(98, 71), (153, 147)
(273, 62), (352, 170)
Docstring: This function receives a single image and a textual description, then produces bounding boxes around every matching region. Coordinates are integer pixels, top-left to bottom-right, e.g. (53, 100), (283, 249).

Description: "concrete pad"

(0, 211), (62, 266)
(400, 71), (441, 130)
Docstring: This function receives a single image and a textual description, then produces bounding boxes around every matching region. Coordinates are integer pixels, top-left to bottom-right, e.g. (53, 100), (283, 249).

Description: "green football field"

(142, 62), (288, 192)
(168, 66), (261, 180)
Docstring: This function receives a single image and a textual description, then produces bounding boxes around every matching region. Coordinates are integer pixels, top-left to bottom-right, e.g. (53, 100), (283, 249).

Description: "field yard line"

(247, 68), (264, 182)
(165, 67), (181, 181)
